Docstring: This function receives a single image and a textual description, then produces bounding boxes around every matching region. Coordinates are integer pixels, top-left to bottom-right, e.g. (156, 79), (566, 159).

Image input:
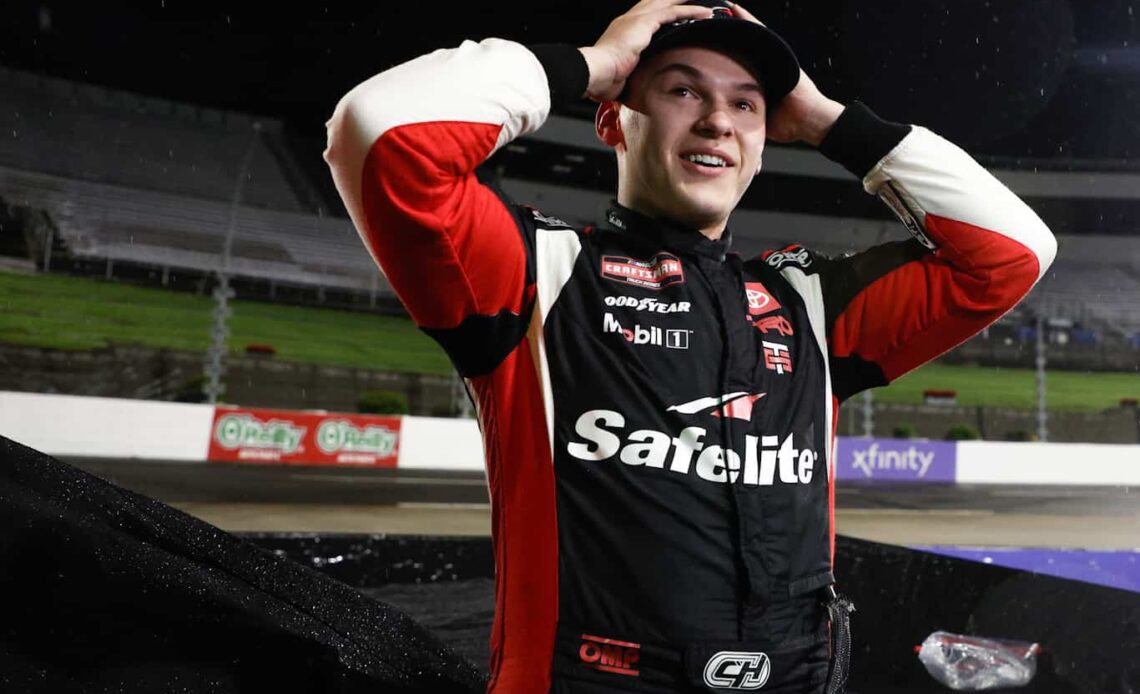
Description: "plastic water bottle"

(917, 631), (1041, 690)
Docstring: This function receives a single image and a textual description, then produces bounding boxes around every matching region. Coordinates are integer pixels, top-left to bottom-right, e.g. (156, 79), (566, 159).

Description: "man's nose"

(694, 104), (734, 138)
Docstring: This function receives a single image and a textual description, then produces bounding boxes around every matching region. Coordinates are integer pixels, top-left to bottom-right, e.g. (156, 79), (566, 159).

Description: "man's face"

(603, 45), (767, 233)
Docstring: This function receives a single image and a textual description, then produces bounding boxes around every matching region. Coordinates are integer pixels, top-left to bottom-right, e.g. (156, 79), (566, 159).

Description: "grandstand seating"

(0, 66), (310, 213)
(1025, 260), (1140, 340)
(0, 165), (388, 294)
(1, 63), (1138, 342)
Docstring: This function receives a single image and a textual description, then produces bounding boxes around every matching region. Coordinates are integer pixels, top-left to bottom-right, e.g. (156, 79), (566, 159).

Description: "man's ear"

(595, 101), (625, 149)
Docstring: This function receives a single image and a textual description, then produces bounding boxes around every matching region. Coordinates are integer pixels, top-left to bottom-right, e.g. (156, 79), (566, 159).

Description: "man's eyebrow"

(652, 63), (764, 95)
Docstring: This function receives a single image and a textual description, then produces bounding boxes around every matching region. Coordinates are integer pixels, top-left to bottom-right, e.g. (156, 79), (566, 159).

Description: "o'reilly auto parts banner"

(835, 437), (956, 483)
(208, 406), (400, 467)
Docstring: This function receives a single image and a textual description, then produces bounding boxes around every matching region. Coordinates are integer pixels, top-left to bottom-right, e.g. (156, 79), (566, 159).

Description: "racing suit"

(325, 40), (1056, 693)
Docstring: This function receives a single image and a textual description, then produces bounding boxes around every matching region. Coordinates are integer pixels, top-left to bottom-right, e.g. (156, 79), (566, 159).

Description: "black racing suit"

(324, 40), (1056, 693)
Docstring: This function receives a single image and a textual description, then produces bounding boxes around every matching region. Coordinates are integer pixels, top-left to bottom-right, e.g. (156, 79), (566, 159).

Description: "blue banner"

(835, 437), (957, 482)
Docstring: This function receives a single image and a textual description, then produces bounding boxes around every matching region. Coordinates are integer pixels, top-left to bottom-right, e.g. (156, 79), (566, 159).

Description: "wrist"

(802, 99), (846, 147)
(577, 46), (608, 100)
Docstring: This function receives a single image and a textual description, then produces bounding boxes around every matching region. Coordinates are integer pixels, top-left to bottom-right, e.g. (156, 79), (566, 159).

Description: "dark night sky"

(2, 1), (1139, 162)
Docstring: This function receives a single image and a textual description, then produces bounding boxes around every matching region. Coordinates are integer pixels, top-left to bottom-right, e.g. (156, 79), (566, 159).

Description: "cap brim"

(643, 20), (801, 105)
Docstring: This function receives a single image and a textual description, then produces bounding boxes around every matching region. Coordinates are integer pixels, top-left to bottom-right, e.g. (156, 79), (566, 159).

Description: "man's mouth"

(682, 153), (730, 168)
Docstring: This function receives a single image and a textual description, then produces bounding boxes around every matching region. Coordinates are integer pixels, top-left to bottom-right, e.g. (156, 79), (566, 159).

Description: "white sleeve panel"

(323, 38), (552, 250)
(863, 127), (1058, 280)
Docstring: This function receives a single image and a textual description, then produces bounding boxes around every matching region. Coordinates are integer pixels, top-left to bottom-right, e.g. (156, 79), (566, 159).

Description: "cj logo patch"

(703, 651), (772, 689)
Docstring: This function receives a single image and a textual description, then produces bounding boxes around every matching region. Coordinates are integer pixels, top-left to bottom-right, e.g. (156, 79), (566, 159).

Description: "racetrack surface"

(69, 456), (1140, 549)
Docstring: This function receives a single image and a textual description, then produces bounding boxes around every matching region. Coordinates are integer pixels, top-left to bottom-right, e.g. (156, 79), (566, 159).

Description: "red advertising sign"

(208, 406), (400, 467)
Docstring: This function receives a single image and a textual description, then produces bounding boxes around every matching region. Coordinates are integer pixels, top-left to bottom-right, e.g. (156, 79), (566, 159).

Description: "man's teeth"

(684, 153), (728, 167)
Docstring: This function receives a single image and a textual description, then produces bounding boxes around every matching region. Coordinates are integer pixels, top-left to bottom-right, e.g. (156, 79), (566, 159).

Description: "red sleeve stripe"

(470, 342), (559, 694)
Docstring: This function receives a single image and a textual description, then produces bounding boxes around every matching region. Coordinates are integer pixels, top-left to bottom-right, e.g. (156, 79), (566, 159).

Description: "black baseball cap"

(629, 0), (801, 106)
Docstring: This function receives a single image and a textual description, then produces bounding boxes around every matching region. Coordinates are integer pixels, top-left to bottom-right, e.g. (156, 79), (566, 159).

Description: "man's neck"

(615, 194), (728, 241)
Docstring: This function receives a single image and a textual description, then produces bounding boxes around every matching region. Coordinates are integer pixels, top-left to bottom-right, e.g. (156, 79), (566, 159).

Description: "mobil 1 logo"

(603, 313), (691, 349)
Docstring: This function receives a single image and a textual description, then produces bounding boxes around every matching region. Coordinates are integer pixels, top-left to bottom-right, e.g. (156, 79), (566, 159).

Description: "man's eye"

(672, 86), (693, 97)
(735, 101), (755, 112)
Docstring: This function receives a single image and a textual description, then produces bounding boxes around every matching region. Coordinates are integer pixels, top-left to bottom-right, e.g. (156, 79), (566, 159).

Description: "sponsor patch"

(703, 651), (772, 690)
(604, 295), (691, 313)
(602, 252), (685, 290)
(667, 392), (767, 421)
(527, 207), (572, 229)
(578, 634), (640, 677)
(604, 313), (690, 349)
(754, 314), (794, 337)
(762, 341), (793, 374)
(878, 182), (937, 250)
(763, 244), (813, 270)
(744, 281), (781, 315)
(567, 409), (818, 486)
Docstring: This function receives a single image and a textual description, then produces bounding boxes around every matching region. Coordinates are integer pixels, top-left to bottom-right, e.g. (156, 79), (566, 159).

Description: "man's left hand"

(731, 2), (846, 147)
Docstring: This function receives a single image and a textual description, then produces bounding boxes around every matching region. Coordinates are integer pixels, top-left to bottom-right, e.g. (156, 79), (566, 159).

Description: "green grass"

(876, 363), (1140, 412)
(2, 270), (1138, 410)
(0, 270), (452, 375)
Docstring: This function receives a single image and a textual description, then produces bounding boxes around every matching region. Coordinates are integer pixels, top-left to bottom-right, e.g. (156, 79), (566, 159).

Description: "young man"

(324, 1), (1057, 692)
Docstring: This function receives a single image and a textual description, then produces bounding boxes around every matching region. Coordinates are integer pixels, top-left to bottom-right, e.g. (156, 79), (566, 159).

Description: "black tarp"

(0, 435), (486, 693)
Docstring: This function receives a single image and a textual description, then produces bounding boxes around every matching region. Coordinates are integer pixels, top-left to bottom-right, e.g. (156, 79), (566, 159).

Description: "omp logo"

(566, 410), (818, 487)
(703, 651), (771, 690)
(214, 414), (304, 453)
(744, 282), (780, 315)
(604, 295), (691, 313)
(604, 313), (691, 349)
(578, 633), (640, 677)
(601, 252), (685, 290)
(667, 392), (767, 421)
(764, 244), (813, 270)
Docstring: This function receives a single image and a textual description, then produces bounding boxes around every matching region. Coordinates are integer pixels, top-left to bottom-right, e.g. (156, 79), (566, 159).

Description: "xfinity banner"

(207, 406), (400, 467)
(835, 437), (957, 482)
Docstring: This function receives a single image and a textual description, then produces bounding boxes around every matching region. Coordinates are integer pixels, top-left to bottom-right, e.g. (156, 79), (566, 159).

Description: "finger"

(636, 0), (693, 13)
(728, 2), (767, 26)
(652, 3), (716, 26)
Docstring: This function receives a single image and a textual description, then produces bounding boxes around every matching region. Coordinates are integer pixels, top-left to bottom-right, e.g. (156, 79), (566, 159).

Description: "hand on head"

(579, 0), (715, 102)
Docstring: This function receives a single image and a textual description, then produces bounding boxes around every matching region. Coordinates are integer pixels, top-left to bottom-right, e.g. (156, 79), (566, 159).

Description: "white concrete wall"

(2, 391), (1137, 486)
(956, 440), (1140, 486)
(0, 391), (213, 461)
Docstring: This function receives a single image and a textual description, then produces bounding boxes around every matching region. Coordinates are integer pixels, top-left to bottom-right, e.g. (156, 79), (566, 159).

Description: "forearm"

(822, 103), (1057, 388)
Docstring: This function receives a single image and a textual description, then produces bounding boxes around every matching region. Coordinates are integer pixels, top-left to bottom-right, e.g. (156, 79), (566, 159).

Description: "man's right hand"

(579, 0), (715, 102)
